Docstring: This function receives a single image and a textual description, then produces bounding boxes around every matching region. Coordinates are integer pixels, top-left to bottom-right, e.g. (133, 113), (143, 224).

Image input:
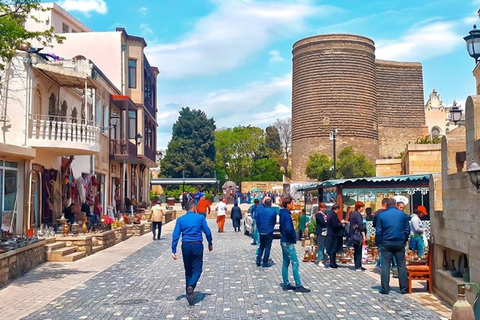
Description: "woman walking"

(350, 201), (366, 271)
(231, 202), (242, 232)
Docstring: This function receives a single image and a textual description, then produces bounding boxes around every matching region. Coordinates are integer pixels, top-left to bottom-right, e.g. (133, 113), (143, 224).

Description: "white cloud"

(139, 7), (148, 16)
(376, 20), (462, 61)
(157, 74), (292, 148)
(140, 23), (153, 35)
(269, 50), (284, 62)
(59, 0), (107, 15)
(146, 1), (337, 79)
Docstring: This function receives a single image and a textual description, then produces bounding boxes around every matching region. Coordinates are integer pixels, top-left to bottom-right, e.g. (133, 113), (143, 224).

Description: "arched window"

(33, 88), (42, 115)
(48, 93), (56, 120)
(60, 100), (68, 118)
(431, 126), (442, 139)
(71, 107), (78, 123)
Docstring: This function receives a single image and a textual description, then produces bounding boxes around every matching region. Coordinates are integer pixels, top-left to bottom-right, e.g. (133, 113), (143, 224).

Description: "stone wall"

(403, 144), (442, 175)
(378, 126), (428, 159)
(92, 230), (116, 248)
(0, 240), (46, 287)
(240, 181), (283, 193)
(60, 236), (93, 255)
(375, 158), (402, 177)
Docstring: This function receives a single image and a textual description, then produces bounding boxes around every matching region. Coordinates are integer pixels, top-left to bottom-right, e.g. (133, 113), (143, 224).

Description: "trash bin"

(167, 197), (175, 206)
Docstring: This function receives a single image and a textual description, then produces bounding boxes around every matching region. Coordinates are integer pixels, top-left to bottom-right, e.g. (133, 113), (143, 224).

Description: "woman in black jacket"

(315, 203), (329, 264)
(350, 201), (366, 271)
(230, 202), (243, 232)
(325, 203), (346, 268)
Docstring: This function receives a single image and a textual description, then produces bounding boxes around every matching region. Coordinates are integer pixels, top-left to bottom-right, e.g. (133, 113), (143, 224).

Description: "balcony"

(110, 139), (138, 162)
(140, 146), (157, 167)
(28, 114), (100, 155)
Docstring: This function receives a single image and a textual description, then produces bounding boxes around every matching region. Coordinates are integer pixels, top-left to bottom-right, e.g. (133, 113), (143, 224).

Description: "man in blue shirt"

(375, 198), (410, 295)
(172, 202), (213, 305)
(280, 196), (310, 293)
(255, 197), (276, 267)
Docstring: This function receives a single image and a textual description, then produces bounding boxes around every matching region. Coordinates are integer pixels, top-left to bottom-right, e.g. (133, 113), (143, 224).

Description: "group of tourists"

(170, 194), (428, 305)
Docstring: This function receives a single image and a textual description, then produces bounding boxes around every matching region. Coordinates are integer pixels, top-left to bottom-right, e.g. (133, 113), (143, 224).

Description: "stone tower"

(291, 34), (427, 181)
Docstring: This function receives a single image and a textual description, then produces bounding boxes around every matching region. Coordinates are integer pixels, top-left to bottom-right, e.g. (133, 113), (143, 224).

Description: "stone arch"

(431, 126), (442, 139)
(33, 85), (42, 115)
(60, 100), (68, 118)
(48, 93), (57, 119)
(71, 107), (78, 123)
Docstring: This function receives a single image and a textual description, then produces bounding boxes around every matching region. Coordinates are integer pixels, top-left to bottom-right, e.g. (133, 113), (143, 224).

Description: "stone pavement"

(0, 219), (452, 320)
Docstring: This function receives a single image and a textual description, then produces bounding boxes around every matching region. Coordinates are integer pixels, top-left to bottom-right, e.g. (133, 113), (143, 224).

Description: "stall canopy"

(296, 174), (430, 192)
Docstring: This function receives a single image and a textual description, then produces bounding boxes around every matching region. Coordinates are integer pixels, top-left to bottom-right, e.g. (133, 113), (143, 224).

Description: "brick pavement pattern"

(2, 220), (449, 320)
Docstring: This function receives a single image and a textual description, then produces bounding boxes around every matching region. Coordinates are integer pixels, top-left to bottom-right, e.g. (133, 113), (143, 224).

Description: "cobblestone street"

(1, 219), (450, 320)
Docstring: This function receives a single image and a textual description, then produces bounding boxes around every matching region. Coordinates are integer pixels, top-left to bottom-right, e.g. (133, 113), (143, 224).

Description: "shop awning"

(33, 63), (98, 89)
(296, 174), (430, 191)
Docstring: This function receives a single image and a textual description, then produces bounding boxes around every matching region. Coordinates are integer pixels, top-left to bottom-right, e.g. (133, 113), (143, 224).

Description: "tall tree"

(274, 117), (292, 175)
(0, 1), (62, 69)
(215, 126), (266, 182)
(337, 146), (375, 179)
(265, 125), (281, 155)
(160, 107), (216, 178)
(305, 153), (334, 181)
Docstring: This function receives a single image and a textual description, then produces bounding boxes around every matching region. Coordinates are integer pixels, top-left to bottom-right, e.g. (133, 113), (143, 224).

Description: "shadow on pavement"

(175, 291), (213, 304)
(11, 264), (92, 286)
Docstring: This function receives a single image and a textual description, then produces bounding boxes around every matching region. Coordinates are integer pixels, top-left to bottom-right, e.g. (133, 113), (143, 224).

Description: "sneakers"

(262, 263), (275, 268)
(282, 284), (296, 291)
(187, 286), (194, 305)
(355, 267), (366, 272)
(295, 286), (311, 293)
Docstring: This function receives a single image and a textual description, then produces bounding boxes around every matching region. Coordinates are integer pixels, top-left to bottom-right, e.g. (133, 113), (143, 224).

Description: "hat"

(263, 196), (272, 204)
(222, 199), (227, 203)
(417, 206), (427, 215)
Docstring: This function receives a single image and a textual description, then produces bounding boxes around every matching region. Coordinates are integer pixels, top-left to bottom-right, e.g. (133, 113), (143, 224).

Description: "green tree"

(160, 107), (216, 178)
(337, 146), (375, 179)
(305, 153), (333, 181)
(215, 125), (282, 183)
(0, 1), (63, 69)
(265, 125), (281, 155)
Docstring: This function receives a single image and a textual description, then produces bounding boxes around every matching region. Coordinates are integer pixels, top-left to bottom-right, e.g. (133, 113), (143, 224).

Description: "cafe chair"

(406, 240), (433, 294)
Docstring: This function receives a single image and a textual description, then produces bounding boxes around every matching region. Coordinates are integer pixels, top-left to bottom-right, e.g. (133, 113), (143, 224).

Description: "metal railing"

(29, 114), (100, 145)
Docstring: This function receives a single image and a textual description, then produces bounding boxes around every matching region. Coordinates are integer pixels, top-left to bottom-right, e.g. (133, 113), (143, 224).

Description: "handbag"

(321, 228), (327, 236)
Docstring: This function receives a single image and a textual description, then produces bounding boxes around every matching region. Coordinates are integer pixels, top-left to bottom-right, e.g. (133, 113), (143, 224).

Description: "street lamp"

(449, 101), (463, 125)
(464, 24), (480, 64)
(101, 113), (120, 132)
(329, 129), (338, 179)
(467, 160), (480, 192)
(135, 133), (143, 145)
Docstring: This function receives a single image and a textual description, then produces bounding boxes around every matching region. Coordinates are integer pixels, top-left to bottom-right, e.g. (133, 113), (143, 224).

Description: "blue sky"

(53, 0), (480, 149)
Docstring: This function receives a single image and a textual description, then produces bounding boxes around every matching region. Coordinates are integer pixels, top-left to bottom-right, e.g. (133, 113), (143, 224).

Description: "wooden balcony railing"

(110, 139), (137, 156)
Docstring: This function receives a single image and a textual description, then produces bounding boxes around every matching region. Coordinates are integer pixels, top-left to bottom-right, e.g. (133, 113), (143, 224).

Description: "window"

(48, 93), (56, 120)
(129, 111), (136, 139)
(62, 22), (69, 33)
(128, 59), (137, 88)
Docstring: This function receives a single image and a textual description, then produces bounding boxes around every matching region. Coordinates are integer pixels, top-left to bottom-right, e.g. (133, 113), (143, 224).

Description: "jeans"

(257, 233), (274, 266)
(376, 244), (397, 268)
(380, 241), (408, 293)
(410, 237), (425, 259)
(252, 221), (259, 244)
(353, 242), (362, 269)
(181, 242), (204, 294)
(281, 242), (302, 286)
(152, 221), (162, 239)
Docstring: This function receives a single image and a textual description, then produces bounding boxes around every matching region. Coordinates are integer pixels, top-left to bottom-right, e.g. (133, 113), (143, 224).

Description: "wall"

(375, 159), (402, 177)
(402, 144), (442, 175)
(240, 181), (283, 193)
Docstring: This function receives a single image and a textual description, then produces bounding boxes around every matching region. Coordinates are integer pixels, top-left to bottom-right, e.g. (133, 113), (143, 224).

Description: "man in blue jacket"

(172, 202), (213, 305)
(280, 196), (310, 293)
(375, 198), (410, 295)
(255, 197), (276, 267)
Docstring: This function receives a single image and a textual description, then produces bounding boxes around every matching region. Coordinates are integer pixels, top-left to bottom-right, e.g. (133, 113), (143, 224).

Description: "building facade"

(291, 34), (428, 181)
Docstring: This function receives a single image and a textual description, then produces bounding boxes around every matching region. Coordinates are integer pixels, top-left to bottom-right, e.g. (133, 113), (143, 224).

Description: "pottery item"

(451, 259), (456, 271)
(63, 223), (69, 237)
(452, 284), (475, 320)
(442, 249), (448, 270)
(82, 219), (87, 234)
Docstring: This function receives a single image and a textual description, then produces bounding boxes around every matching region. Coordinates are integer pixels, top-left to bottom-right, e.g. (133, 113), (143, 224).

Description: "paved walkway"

(0, 219), (451, 320)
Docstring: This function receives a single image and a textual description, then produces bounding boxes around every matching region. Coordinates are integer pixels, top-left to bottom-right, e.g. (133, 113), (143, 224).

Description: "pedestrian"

(373, 198), (389, 271)
(325, 203), (346, 268)
(349, 201), (366, 271)
(171, 201), (213, 305)
(249, 198), (261, 245)
(396, 201), (405, 212)
(255, 197), (276, 268)
(214, 199), (227, 232)
(297, 210), (309, 240)
(150, 201), (164, 240)
(231, 201), (242, 232)
(194, 190), (202, 206)
(196, 196), (211, 218)
(375, 198), (410, 295)
(314, 203), (329, 265)
(409, 205), (428, 259)
(279, 195), (311, 293)
(181, 191), (187, 210)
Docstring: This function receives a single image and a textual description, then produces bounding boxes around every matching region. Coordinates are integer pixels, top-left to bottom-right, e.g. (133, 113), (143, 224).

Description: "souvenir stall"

(297, 174), (431, 264)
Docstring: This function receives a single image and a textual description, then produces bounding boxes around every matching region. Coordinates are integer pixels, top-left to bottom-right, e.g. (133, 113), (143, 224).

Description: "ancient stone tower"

(291, 34), (427, 181)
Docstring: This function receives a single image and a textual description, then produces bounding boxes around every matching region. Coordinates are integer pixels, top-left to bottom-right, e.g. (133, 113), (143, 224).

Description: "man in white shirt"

(215, 199), (228, 232)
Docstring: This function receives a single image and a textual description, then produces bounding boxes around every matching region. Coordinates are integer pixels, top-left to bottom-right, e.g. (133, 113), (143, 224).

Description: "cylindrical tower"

(291, 34), (378, 181)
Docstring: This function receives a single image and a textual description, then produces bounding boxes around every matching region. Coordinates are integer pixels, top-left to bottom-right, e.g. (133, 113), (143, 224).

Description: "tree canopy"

(337, 146), (375, 179)
(215, 125), (282, 183)
(0, 1), (62, 69)
(305, 153), (333, 181)
(160, 107), (216, 178)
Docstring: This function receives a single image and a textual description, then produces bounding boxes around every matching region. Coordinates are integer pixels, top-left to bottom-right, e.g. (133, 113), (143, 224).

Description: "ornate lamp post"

(464, 24), (480, 64)
(467, 160), (480, 192)
(449, 101), (463, 125)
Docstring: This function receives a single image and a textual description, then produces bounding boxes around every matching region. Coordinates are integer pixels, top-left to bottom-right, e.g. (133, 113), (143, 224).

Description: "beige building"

(25, 2), (91, 34)
(429, 63), (480, 307)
